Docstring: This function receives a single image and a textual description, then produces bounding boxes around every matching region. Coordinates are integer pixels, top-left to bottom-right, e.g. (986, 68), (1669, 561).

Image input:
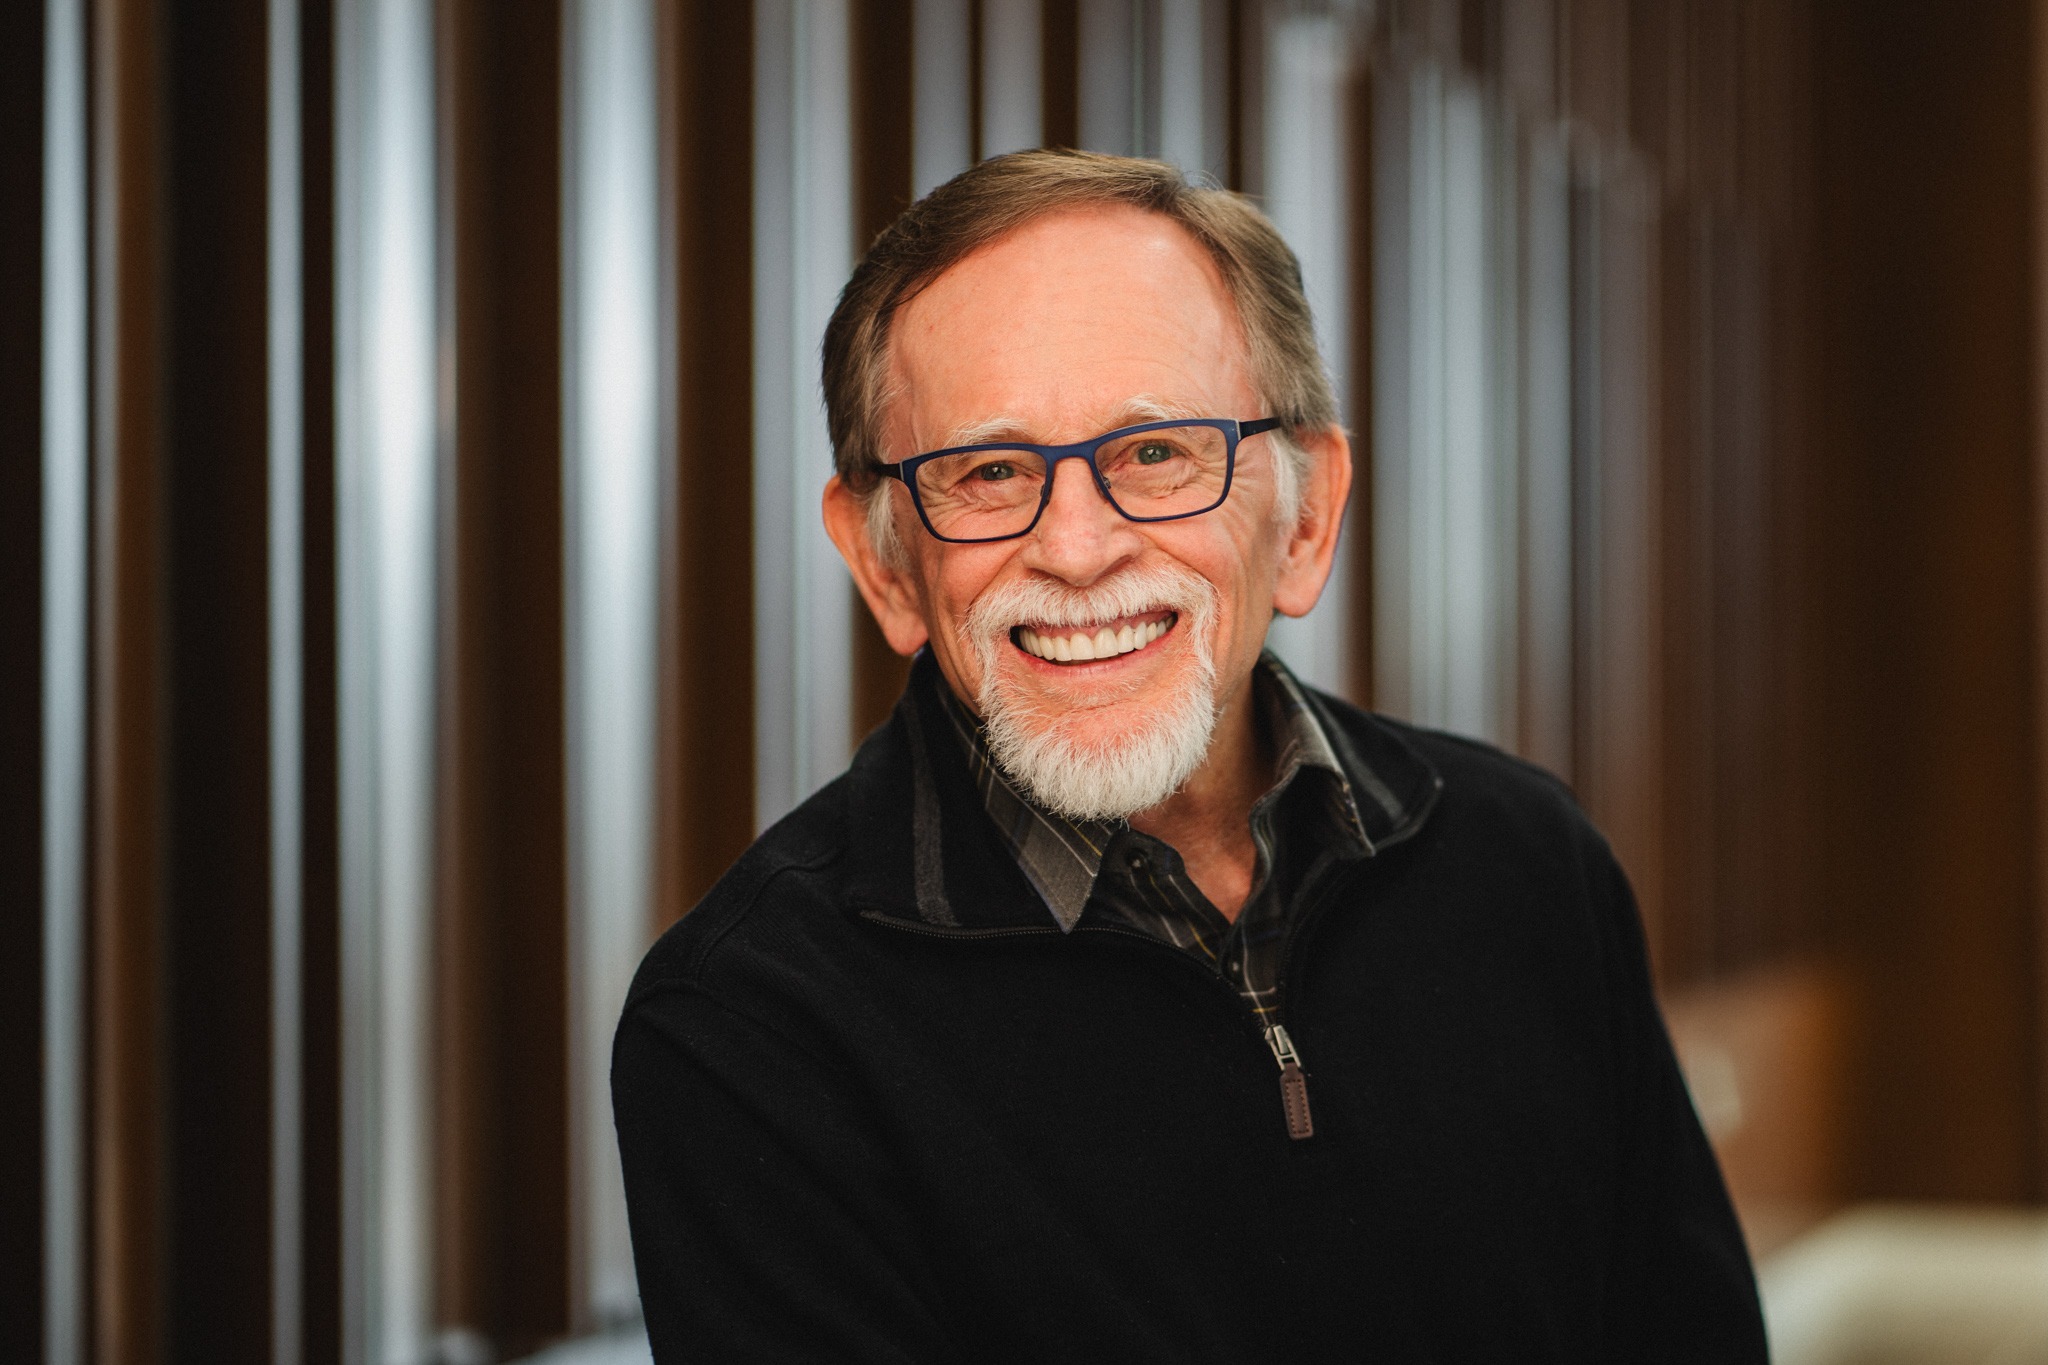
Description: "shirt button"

(1127, 851), (1146, 869)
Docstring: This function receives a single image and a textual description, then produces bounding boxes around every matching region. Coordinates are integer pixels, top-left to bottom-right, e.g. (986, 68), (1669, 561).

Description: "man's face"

(829, 205), (1346, 817)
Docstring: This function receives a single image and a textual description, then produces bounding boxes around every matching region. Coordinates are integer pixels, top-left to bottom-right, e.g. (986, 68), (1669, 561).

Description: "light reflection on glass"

(565, 0), (663, 1327)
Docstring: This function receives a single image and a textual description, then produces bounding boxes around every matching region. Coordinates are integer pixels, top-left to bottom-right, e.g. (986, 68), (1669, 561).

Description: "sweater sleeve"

(1593, 849), (1771, 1363)
(612, 983), (956, 1365)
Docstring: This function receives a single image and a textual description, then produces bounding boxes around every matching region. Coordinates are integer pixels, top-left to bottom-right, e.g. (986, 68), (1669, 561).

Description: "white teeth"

(1016, 614), (1174, 663)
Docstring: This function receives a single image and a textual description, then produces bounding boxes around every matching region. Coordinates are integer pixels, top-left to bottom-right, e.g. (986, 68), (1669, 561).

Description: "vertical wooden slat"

(851, 0), (915, 742)
(160, 0), (276, 1357)
(673, 0), (759, 910)
(2034, 0), (2048, 1202)
(0, 0), (48, 1354)
(475, 0), (570, 1329)
(1347, 54), (1375, 707)
(90, 0), (167, 1357)
(438, 0), (570, 1352)
(1041, 0), (1078, 149)
(295, 2), (343, 1356)
(1222, 0), (1243, 189)
(967, 0), (984, 159)
(1808, 0), (2041, 1200)
(436, 0), (488, 1347)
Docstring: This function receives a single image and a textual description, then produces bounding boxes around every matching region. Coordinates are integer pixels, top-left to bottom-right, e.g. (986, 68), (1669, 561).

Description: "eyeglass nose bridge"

(1025, 441), (1125, 529)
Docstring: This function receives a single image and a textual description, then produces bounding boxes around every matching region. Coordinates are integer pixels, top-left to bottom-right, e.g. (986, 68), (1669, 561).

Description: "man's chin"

(980, 662), (1218, 823)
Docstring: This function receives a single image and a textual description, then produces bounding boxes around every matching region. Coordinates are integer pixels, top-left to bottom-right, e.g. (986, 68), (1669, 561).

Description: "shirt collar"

(930, 651), (1374, 932)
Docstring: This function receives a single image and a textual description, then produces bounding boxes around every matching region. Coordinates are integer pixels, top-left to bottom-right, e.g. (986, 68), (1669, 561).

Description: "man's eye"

(975, 461), (1016, 481)
(1134, 442), (1176, 465)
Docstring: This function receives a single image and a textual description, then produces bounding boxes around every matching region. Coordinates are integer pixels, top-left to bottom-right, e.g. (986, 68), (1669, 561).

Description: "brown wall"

(1807, 0), (2043, 1202)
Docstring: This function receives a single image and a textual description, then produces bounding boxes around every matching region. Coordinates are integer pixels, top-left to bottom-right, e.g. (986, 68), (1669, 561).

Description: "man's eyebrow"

(1114, 394), (1209, 425)
(933, 414), (1034, 449)
(927, 396), (1211, 451)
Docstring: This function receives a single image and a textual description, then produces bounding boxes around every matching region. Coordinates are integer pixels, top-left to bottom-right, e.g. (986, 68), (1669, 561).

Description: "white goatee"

(966, 564), (1221, 822)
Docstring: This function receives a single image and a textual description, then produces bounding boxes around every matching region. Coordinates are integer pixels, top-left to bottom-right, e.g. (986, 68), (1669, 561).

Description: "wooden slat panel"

(1807, 0), (2041, 1200)
(295, 6), (343, 1360)
(851, 0), (915, 743)
(2035, 0), (2048, 1213)
(1041, 0), (1078, 150)
(673, 0), (758, 911)
(438, 0), (571, 1351)
(160, 0), (277, 1356)
(90, 0), (168, 1357)
(1346, 56), (1376, 706)
(0, 0), (48, 1352)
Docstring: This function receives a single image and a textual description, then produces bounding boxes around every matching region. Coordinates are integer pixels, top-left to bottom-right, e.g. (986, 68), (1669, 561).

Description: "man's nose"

(1020, 455), (1141, 585)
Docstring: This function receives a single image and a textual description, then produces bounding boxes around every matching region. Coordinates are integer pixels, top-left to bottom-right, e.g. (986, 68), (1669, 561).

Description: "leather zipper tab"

(1266, 1024), (1314, 1140)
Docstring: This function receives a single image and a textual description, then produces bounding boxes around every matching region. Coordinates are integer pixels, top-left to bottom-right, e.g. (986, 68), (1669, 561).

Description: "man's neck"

(1127, 680), (1272, 921)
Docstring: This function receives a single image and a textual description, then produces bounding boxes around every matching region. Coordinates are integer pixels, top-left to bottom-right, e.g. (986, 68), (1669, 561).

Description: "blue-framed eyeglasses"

(874, 416), (1284, 544)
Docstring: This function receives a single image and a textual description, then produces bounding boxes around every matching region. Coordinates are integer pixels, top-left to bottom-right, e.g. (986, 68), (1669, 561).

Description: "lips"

(1012, 611), (1177, 664)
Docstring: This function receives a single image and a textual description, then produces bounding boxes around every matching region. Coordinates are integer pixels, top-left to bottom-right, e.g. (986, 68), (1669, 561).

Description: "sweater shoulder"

(624, 774), (854, 1007)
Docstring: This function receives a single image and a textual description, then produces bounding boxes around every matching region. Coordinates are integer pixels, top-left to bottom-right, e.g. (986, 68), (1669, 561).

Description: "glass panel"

(335, 0), (441, 1355)
(1260, 4), (1359, 697)
(266, 0), (305, 1357)
(42, 1), (89, 1359)
(565, 0), (661, 1330)
(753, 0), (857, 828)
(978, 0), (1041, 158)
(911, 0), (970, 196)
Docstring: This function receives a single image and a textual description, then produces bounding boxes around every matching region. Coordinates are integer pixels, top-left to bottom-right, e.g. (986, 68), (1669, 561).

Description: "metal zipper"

(1265, 1022), (1314, 1140)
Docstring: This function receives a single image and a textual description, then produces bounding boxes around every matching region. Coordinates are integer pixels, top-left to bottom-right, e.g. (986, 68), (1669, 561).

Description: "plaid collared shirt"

(934, 652), (1374, 1027)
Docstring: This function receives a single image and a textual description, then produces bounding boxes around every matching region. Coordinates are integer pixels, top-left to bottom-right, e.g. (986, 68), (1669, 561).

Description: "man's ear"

(1271, 425), (1354, 620)
(823, 474), (932, 656)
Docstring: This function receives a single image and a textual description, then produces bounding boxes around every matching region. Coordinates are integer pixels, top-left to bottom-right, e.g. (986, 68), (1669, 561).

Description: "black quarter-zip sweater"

(612, 660), (1767, 1363)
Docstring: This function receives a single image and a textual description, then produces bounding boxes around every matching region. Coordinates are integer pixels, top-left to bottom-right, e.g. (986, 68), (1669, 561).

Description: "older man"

(613, 150), (1765, 1362)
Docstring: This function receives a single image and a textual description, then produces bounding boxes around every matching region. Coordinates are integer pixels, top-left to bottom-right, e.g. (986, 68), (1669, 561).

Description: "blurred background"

(5, 0), (2047, 1361)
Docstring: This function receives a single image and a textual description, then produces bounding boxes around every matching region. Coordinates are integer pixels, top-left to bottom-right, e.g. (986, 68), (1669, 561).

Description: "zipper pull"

(1266, 1024), (1314, 1140)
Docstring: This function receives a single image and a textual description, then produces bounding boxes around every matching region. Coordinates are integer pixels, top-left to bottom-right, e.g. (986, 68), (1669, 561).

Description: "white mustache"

(966, 563), (1218, 654)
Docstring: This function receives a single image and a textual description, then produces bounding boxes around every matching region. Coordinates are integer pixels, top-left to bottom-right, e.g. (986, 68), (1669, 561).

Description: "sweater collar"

(931, 651), (1373, 932)
(843, 650), (1442, 932)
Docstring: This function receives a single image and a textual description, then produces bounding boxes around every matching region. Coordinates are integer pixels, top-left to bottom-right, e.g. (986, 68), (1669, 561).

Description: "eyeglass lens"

(913, 425), (1231, 540)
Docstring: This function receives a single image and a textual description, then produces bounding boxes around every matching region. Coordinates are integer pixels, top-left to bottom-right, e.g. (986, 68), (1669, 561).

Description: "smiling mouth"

(1010, 611), (1178, 664)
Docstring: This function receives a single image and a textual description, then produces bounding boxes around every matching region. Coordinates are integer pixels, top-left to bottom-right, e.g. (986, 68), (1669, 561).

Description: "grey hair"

(825, 148), (1339, 498)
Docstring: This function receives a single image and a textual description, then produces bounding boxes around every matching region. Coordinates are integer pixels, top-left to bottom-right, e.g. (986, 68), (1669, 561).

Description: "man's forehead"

(902, 205), (1225, 323)
(883, 206), (1254, 452)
